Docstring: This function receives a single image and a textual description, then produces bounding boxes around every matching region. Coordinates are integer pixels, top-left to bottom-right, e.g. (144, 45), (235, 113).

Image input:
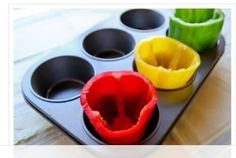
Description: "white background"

(0, 0), (235, 158)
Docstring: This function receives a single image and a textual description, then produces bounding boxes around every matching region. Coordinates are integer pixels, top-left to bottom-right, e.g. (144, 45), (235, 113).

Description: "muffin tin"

(21, 9), (225, 145)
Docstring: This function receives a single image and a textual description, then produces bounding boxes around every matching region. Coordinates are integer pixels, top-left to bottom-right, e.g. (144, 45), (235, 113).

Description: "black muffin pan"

(21, 9), (225, 145)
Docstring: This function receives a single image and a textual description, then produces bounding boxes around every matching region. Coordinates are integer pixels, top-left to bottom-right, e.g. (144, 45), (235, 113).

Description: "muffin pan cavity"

(31, 56), (95, 102)
(120, 9), (165, 30)
(83, 29), (135, 60)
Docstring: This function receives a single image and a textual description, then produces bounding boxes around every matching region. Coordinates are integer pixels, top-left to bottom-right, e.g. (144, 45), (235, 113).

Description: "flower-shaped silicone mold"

(168, 9), (224, 52)
(80, 71), (157, 144)
(135, 36), (201, 90)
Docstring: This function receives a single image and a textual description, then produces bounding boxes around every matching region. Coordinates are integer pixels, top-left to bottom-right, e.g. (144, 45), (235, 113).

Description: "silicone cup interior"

(135, 36), (201, 90)
(80, 71), (157, 144)
(168, 9), (224, 52)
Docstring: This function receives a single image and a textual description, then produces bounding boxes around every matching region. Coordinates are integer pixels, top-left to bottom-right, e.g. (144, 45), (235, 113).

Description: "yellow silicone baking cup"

(135, 36), (201, 90)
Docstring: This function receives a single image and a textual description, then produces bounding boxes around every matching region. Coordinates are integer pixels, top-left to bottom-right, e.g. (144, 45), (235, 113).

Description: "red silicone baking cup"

(80, 71), (158, 144)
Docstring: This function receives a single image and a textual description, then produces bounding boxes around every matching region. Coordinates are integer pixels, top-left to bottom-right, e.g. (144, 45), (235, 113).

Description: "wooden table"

(14, 9), (231, 145)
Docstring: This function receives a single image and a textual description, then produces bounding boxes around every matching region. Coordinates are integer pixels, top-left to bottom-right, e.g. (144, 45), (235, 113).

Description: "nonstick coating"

(30, 56), (95, 102)
(83, 29), (135, 60)
(120, 9), (165, 30)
